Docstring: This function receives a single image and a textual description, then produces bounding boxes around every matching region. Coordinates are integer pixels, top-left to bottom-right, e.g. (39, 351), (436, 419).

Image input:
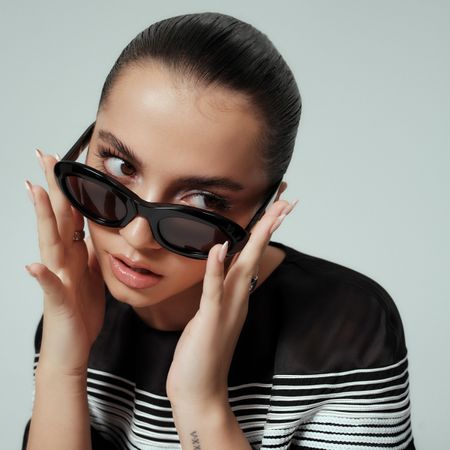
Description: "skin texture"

(85, 62), (289, 331)
(24, 61), (298, 449)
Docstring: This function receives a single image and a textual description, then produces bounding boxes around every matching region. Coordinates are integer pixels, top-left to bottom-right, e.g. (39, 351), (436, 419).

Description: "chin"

(104, 271), (199, 307)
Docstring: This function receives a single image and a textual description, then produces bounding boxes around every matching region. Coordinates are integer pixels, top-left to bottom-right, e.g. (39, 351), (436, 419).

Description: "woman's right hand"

(25, 150), (106, 376)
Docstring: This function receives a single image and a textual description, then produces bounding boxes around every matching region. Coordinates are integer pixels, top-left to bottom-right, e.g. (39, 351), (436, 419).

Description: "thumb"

(25, 263), (65, 309)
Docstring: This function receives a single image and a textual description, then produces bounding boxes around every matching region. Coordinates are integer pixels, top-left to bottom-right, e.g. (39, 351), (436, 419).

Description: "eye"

(95, 147), (135, 178)
(94, 147), (231, 212)
(185, 192), (231, 212)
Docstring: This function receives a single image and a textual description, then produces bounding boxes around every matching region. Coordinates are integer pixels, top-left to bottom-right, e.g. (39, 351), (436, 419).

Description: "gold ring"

(72, 230), (85, 241)
(249, 274), (258, 293)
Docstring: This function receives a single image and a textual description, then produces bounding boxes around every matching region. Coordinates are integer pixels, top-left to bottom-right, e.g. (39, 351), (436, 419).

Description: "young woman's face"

(85, 63), (282, 310)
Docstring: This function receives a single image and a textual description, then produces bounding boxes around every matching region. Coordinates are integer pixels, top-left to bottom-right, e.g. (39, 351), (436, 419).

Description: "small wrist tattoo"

(190, 430), (201, 450)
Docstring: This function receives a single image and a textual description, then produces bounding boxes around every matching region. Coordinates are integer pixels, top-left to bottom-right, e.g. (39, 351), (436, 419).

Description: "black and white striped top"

(22, 240), (416, 449)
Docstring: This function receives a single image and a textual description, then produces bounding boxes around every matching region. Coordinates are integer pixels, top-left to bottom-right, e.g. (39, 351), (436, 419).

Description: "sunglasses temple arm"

(61, 121), (96, 161)
(230, 182), (280, 254)
(243, 178), (284, 233)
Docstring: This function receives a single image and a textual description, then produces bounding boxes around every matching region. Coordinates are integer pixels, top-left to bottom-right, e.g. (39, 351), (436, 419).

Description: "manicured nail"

(283, 198), (299, 215)
(218, 240), (229, 263)
(270, 213), (286, 234)
(55, 153), (62, 161)
(35, 148), (45, 170)
(25, 265), (36, 278)
(25, 180), (35, 205)
(290, 198), (299, 211)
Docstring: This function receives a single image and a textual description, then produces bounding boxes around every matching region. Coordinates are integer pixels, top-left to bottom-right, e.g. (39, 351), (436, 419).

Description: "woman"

(22, 11), (415, 450)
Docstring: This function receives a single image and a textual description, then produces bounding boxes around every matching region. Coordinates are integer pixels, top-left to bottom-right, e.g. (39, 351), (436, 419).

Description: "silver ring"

(72, 230), (85, 241)
(249, 274), (258, 293)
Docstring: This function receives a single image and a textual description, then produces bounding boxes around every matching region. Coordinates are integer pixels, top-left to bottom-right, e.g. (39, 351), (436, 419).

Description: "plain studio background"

(1, 1), (448, 448)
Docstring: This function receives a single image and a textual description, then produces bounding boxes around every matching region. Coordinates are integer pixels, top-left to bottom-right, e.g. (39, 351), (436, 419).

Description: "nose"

(119, 216), (163, 251)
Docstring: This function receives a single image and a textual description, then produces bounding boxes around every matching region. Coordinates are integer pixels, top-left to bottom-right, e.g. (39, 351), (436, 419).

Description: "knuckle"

(233, 262), (254, 279)
(57, 204), (74, 220)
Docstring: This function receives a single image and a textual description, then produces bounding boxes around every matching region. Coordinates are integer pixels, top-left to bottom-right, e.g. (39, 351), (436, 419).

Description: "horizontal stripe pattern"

(32, 353), (414, 450)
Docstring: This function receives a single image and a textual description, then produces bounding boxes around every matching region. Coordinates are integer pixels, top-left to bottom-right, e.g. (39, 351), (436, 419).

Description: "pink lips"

(109, 254), (163, 289)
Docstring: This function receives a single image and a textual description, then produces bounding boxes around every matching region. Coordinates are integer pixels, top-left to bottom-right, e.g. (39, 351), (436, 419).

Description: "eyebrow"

(97, 129), (245, 192)
(98, 129), (142, 168)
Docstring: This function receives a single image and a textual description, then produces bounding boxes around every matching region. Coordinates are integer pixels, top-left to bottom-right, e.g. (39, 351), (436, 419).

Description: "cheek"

(166, 256), (207, 286)
(149, 250), (207, 287)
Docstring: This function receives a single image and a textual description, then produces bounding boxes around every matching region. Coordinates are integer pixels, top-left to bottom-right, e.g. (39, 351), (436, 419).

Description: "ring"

(72, 230), (85, 241)
(249, 274), (258, 293)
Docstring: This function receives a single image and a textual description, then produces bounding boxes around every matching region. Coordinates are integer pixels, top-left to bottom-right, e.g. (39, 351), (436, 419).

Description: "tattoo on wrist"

(190, 430), (201, 449)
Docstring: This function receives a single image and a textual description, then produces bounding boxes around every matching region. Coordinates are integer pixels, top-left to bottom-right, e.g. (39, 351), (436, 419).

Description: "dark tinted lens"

(158, 216), (229, 252)
(65, 175), (127, 221)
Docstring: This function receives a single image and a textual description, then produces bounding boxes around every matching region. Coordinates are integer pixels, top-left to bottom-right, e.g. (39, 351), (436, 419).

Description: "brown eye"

(104, 157), (135, 177)
(96, 147), (136, 178)
(185, 192), (231, 212)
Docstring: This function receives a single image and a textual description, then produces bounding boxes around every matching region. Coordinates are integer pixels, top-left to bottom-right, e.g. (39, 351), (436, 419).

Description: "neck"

(131, 254), (235, 331)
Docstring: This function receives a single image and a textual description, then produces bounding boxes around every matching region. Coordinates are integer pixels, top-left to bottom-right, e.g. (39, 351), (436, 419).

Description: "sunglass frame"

(54, 121), (283, 260)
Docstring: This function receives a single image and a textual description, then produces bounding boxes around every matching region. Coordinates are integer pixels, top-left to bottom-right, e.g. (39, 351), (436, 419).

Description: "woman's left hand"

(166, 198), (297, 409)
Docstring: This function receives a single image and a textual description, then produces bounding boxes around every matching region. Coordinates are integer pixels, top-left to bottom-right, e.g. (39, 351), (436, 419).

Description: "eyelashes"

(93, 146), (232, 212)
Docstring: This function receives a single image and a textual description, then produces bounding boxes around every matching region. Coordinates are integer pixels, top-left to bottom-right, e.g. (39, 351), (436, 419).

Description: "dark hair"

(97, 12), (302, 186)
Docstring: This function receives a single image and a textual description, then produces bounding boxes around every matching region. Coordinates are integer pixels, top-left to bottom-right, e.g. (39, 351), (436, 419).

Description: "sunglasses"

(54, 121), (283, 260)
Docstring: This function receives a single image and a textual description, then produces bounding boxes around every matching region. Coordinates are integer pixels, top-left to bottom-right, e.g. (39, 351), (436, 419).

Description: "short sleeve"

(268, 275), (416, 450)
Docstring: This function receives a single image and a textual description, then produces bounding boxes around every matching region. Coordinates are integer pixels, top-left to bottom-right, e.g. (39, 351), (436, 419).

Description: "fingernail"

(218, 240), (229, 263)
(55, 153), (62, 161)
(35, 148), (45, 171)
(25, 265), (36, 278)
(25, 180), (35, 205)
(290, 198), (299, 210)
(283, 198), (299, 215)
(270, 213), (286, 234)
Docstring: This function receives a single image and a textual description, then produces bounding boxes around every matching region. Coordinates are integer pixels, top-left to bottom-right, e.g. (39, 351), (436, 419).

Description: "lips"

(111, 253), (162, 276)
(109, 254), (163, 289)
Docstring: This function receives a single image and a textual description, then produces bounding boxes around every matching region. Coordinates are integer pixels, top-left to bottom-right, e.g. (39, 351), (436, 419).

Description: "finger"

(199, 242), (226, 312)
(25, 262), (65, 310)
(225, 199), (295, 300)
(72, 206), (85, 233)
(54, 153), (85, 234)
(82, 235), (103, 313)
(230, 199), (290, 274)
(224, 200), (289, 273)
(31, 182), (65, 272)
(85, 235), (101, 275)
(267, 198), (299, 235)
(36, 149), (81, 248)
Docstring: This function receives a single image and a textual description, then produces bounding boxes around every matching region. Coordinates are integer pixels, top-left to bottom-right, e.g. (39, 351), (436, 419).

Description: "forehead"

(95, 64), (266, 185)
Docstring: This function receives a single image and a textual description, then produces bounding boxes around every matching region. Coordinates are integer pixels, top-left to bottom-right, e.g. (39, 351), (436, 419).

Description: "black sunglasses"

(54, 121), (283, 260)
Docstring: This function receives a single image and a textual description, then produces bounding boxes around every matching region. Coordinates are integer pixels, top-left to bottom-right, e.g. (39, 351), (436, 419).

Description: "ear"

(274, 181), (288, 201)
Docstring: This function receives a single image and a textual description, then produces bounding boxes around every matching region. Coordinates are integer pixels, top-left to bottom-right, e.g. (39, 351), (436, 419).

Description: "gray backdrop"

(1, 1), (448, 448)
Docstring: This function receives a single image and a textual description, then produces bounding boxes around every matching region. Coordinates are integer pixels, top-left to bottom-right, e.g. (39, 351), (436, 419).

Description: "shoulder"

(268, 241), (409, 374)
(264, 242), (415, 449)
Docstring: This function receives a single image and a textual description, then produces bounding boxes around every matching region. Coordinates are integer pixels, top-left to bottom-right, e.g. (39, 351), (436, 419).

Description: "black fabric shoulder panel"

(268, 241), (408, 374)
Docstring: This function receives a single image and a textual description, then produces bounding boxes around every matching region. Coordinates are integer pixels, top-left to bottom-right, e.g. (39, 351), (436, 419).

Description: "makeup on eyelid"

(92, 146), (233, 212)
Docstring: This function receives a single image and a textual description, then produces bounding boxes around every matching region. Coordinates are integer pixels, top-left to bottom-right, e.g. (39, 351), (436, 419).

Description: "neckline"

(128, 240), (297, 336)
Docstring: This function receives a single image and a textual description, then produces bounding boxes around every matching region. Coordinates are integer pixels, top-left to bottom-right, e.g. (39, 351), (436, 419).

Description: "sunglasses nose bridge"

(133, 200), (160, 233)
(119, 199), (166, 250)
